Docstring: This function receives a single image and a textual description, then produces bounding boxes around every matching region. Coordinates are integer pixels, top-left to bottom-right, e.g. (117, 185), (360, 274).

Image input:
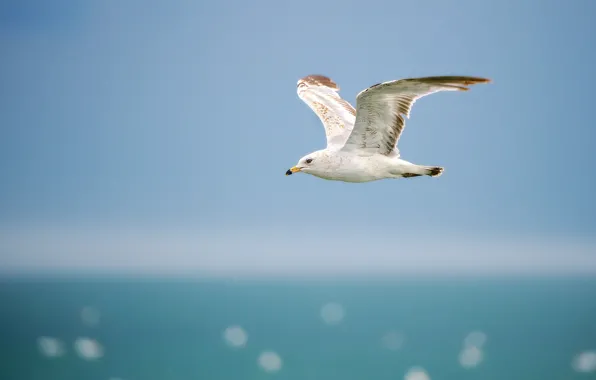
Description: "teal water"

(1, 276), (595, 380)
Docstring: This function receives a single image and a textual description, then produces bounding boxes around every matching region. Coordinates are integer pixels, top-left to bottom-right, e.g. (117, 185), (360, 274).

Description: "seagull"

(285, 74), (490, 183)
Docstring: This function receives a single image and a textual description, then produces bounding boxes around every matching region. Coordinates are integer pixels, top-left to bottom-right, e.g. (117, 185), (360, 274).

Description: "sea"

(1, 275), (595, 380)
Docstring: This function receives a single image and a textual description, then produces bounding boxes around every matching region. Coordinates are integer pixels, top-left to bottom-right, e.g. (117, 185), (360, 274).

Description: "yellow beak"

(285, 166), (301, 175)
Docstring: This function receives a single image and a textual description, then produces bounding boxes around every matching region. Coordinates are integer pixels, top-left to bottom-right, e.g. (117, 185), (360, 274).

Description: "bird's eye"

(305, 158), (313, 164)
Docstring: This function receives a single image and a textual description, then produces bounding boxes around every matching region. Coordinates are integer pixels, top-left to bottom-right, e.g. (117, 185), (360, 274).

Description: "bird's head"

(285, 150), (327, 177)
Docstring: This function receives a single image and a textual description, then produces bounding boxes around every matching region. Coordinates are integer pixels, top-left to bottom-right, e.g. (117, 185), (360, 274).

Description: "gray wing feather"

(341, 76), (491, 156)
(297, 75), (357, 149)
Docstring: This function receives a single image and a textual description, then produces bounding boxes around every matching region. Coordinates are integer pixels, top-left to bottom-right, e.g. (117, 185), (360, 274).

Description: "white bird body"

(296, 149), (434, 183)
(286, 74), (490, 183)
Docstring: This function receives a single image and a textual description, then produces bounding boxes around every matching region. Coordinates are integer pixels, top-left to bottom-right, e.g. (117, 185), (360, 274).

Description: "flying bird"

(285, 74), (490, 183)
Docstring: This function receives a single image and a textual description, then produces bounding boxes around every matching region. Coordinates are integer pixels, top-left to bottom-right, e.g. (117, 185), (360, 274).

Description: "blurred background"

(1, 0), (595, 379)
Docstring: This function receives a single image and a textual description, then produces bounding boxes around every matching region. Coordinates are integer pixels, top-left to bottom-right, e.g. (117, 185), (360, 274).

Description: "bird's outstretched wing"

(297, 75), (357, 149)
(340, 76), (491, 156)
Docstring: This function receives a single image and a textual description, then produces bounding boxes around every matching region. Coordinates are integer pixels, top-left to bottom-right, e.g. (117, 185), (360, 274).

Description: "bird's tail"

(423, 166), (444, 177)
(402, 165), (444, 178)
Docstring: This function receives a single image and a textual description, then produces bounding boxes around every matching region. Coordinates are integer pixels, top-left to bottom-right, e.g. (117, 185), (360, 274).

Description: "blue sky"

(1, 0), (595, 274)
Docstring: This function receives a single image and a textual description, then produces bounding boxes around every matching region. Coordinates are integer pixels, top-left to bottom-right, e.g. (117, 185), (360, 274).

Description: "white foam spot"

(459, 345), (483, 368)
(404, 367), (430, 380)
(258, 351), (282, 372)
(381, 330), (405, 350)
(74, 337), (104, 360)
(80, 306), (101, 327)
(463, 331), (487, 348)
(572, 351), (596, 373)
(223, 325), (248, 348)
(37, 336), (65, 358)
(320, 302), (345, 325)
